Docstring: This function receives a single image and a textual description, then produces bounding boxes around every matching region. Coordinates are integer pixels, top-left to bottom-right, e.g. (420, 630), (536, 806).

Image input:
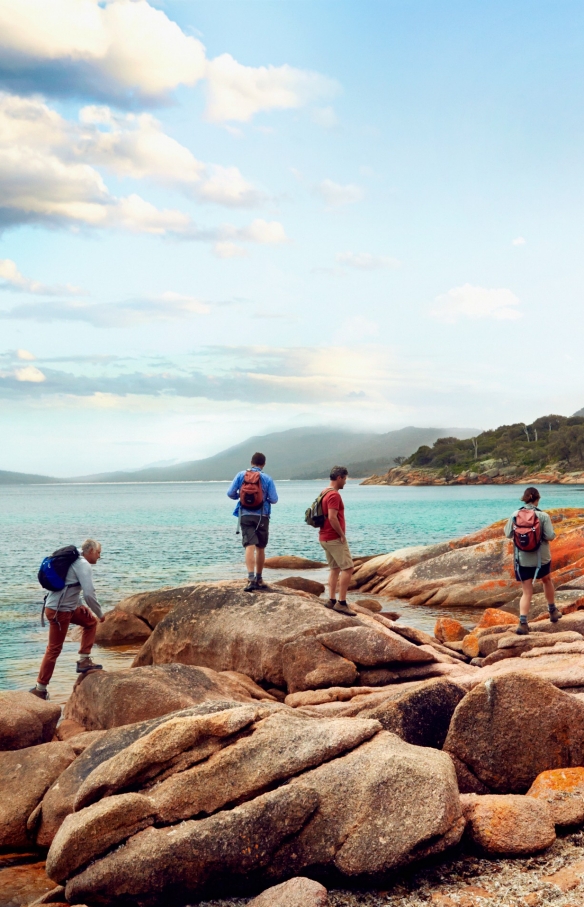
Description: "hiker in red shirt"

(319, 466), (356, 616)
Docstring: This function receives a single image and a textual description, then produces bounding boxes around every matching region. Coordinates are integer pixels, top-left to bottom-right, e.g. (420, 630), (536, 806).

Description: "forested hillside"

(407, 415), (584, 474)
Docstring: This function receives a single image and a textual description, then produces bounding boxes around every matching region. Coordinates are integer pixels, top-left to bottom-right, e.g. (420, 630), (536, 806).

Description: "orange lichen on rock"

(475, 609), (517, 630)
(434, 618), (467, 643)
(528, 767), (584, 795)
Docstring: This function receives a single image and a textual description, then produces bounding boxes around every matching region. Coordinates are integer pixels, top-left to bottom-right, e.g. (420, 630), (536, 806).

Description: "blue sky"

(1, 0), (583, 476)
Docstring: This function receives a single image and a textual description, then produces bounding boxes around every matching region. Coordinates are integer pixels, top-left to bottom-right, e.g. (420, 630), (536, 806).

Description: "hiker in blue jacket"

(227, 452), (278, 591)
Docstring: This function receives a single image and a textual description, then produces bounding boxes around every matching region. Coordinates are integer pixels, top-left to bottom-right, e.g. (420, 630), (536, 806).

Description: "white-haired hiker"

(30, 539), (105, 700)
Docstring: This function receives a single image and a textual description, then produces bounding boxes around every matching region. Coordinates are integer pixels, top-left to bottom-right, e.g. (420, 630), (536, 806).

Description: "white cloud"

(0, 0), (206, 103)
(204, 54), (338, 123)
(233, 219), (288, 245)
(0, 258), (85, 295)
(0, 292), (211, 327)
(431, 283), (522, 322)
(313, 179), (363, 207)
(336, 252), (401, 270)
(0, 94), (274, 237)
(17, 349), (35, 360)
(213, 242), (248, 259)
(512, 236), (526, 246)
(14, 365), (45, 382)
(311, 106), (339, 129)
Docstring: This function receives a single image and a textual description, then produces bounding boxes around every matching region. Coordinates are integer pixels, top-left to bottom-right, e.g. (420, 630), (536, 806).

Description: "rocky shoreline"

(361, 463), (584, 486)
(4, 512), (584, 906)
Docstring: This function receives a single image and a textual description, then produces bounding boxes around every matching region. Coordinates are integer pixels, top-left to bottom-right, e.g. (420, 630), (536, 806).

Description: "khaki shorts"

(320, 538), (353, 571)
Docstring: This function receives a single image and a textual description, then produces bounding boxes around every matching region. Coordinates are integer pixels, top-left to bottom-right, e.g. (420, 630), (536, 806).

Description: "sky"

(1, 0), (583, 477)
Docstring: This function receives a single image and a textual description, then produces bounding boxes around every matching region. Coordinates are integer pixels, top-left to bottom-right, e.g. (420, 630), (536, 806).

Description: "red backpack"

(239, 470), (264, 510)
(512, 507), (542, 551)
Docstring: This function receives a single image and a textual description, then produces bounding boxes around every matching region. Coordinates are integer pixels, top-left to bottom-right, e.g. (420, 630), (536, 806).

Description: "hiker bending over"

(319, 466), (356, 616)
(227, 452), (278, 592)
(31, 539), (104, 699)
(504, 486), (561, 635)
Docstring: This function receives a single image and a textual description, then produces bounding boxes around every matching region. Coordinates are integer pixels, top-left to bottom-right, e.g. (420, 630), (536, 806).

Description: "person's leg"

(519, 579), (534, 618)
(255, 547), (266, 575)
(37, 610), (71, 688)
(70, 606), (102, 672)
(338, 566), (354, 601)
(245, 545), (256, 574)
(328, 566), (340, 601)
(541, 574), (555, 605)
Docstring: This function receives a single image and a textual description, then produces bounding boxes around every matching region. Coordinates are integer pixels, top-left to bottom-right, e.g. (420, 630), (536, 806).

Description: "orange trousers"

(37, 605), (97, 685)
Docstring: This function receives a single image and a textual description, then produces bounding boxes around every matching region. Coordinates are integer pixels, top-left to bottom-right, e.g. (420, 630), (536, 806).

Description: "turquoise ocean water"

(2, 480), (584, 702)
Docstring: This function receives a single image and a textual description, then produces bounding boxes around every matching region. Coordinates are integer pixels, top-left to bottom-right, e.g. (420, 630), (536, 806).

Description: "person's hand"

(99, 616), (106, 623)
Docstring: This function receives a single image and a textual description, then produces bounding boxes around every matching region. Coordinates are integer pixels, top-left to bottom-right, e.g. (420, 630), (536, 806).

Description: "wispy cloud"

(512, 236), (526, 246)
(431, 284), (522, 322)
(0, 258), (86, 296)
(336, 251), (400, 270)
(313, 179), (363, 207)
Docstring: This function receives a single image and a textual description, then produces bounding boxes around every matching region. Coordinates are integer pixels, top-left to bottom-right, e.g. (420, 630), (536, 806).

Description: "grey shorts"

(241, 515), (269, 549)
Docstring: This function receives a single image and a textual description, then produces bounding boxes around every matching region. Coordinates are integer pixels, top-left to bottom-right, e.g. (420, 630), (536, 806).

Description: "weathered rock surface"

(360, 678), (466, 749)
(350, 509), (584, 608)
(460, 793), (556, 854)
(133, 583), (359, 688)
(317, 625), (436, 667)
(444, 673), (584, 792)
(65, 784), (319, 906)
(95, 608), (151, 645)
(63, 734), (463, 905)
(281, 637), (358, 693)
(63, 662), (261, 730)
(46, 792), (157, 884)
(0, 860), (59, 906)
(434, 618), (467, 642)
(527, 767), (584, 825)
(247, 877), (328, 907)
(116, 585), (199, 628)
(36, 701), (252, 847)
(0, 692), (61, 751)
(264, 556), (325, 569)
(274, 576), (325, 596)
(461, 650), (584, 689)
(0, 742), (77, 848)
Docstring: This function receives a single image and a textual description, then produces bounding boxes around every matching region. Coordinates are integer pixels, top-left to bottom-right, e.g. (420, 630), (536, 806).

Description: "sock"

(338, 600), (347, 606)
(548, 603), (557, 611)
(36, 682), (47, 692)
(255, 573), (263, 582)
(329, 598), (337, 605)
(78, 654), (90, 662)
(248, 572), (255, 581)
(519, 615), (528, 624)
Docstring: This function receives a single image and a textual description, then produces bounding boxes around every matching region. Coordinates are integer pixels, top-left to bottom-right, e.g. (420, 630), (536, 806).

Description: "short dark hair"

(330, 465), (348, 480)
(521, 486), (540, 504)
(251, 451), (266, 467)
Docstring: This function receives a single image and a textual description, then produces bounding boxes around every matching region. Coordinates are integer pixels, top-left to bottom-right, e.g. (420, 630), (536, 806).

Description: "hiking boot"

(254, 578), (270, 591)
(333, 601), (357, 616)
(515, 621), (530, 636)
(29, 687), (49, 700)
(244, 579), (258, 593)
(76, 658), (103, 674)
(548, 607), (562, 623)
(324, 599), (337, 610)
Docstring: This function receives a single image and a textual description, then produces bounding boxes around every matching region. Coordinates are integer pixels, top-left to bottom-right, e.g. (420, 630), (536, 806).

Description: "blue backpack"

(38, 545), (79, 592)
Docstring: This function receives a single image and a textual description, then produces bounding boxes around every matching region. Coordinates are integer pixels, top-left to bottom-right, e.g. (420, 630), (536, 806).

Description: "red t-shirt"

(319, 490), (346, 541)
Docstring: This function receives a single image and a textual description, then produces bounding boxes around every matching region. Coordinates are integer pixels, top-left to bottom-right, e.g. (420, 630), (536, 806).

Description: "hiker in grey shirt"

(504, 486), (561, 634)
(31, 539), (105, 699)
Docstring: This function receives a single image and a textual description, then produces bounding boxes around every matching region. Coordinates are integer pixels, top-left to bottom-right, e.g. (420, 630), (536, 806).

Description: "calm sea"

(2, 480), (584, 702)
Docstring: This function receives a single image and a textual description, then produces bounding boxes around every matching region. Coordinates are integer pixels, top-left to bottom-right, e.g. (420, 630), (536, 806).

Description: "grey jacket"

(45, 554), (103, 619)
(504, 503), (555, 567)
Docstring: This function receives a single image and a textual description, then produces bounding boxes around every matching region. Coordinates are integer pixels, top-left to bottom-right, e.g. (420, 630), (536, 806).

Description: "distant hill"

(72, 425), (479, 483)
(0, 469), (58, 485)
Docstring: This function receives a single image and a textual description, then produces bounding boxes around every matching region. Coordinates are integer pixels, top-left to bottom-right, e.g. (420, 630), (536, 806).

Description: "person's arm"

(542, 513), (556, 542)
(73, 558), (104, 621)
(266, 477), (278, 504)
(328, 509), (346, 543)
(503, 515), (515, 539)
(226, 473), (242, 500)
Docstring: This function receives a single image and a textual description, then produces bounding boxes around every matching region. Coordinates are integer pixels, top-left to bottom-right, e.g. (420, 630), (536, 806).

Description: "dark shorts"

(241, 515), (270, 549)
(514, 560), (551, 582)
